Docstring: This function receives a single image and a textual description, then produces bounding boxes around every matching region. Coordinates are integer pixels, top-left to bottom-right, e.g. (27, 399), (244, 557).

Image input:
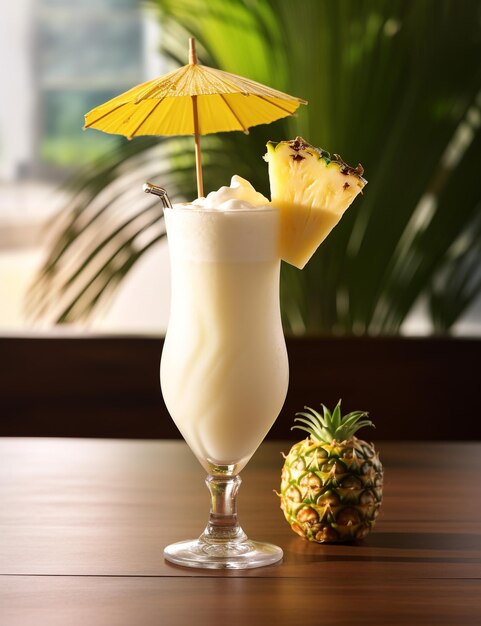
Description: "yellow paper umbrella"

(84, 38), (307, 197)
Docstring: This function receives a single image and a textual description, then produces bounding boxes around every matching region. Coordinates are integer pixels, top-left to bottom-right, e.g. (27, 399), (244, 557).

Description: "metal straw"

(143, 182), (173, 208)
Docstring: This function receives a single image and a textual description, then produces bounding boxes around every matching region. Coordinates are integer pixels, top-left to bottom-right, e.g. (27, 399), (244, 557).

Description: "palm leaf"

(27, 137), (194, 322)
(275, 0), (481, 334)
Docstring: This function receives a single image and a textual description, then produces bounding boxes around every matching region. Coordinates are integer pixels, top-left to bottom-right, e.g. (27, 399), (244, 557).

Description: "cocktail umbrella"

(84, 38), (307, 197)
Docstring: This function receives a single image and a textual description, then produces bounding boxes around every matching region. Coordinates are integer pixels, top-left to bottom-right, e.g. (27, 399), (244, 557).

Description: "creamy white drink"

(161, 177), (289, 474)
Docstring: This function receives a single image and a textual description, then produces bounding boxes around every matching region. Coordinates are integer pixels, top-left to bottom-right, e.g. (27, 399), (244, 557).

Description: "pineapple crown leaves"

(291, 400), (374, 444)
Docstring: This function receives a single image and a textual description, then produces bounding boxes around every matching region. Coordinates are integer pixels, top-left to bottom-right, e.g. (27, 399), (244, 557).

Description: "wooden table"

(1, 438), (480, 625)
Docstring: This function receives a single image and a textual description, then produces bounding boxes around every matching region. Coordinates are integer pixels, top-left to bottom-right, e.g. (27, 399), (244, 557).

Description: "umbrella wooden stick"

(189, 38), (204, 198)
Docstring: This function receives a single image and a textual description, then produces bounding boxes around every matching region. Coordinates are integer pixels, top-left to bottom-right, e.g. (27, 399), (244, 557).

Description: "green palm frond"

(429, 209), (481, 332)
(272, 0), (481, 334)
(27, 0), (481, 332)
(27, 137), (193, 322)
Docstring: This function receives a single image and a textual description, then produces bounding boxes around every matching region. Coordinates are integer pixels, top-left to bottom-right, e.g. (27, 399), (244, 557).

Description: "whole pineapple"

(280, 401), (383, 543)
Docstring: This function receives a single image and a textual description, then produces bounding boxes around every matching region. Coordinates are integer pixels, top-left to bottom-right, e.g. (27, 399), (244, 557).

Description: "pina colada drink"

(158, 138), (366, 569)
(161, 177), (288, 474)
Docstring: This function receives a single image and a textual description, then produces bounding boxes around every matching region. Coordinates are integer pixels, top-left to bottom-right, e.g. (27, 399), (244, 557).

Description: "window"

(35, 0), (143, 177)
(0, 0), (170, 333)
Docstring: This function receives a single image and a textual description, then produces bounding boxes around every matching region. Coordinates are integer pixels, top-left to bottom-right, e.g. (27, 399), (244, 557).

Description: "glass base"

(164, 538), (283, 570)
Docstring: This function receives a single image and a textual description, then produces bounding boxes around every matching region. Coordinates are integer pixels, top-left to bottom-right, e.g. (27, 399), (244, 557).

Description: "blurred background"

(1, 0), (481, 337)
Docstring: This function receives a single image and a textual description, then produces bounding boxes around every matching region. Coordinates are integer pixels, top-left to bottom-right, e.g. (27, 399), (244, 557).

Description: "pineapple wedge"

(264, 137), (366, 269)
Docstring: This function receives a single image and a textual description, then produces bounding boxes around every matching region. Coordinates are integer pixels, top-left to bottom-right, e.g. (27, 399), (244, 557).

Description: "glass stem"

(200, 474), (247, 544)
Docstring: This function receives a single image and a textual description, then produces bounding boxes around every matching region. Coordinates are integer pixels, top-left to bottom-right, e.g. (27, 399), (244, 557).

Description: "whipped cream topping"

(165, 175), (277, 263)
(191, 175), (269, 210)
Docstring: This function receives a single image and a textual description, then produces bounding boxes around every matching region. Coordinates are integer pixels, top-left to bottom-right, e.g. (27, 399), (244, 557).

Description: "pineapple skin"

(280, 436), (383, 543)
(265, 138), (366, 269)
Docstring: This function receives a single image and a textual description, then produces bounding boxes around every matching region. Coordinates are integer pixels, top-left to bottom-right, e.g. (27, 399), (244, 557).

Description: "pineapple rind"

(280, 436), (383, 543)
